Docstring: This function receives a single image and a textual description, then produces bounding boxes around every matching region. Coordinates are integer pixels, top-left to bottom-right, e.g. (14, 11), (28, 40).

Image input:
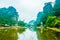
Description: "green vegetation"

(54, 0), (60, 17)
(0, 0), (60, 40)
(45, 16), (60, 28)
(35, 2), (54, 26)
(18, 20), (26, 27)
(0, 6), (19, 26)
(0, 27), (18, 40)
(0, 6), (26, 40)
(35, 0), (60, 28)
(37, 28), (60, 40)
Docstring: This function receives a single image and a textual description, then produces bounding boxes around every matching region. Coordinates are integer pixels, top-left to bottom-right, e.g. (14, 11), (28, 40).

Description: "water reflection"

(18, 28), (38, 40)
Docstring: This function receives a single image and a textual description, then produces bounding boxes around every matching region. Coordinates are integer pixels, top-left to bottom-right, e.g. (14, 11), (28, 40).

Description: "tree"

(40, 2), (53, 25)
(18, 20), (26, 27)
(35, 12), (43, 26)
(45, 16), (60, 28)
(54, 0), (60, 17)
(43, 2), (53, 14)
(7, 6), (19, 26)
(0, 6), (19, 26)
(26, 20), (35, 27)
(35, 2), (53, 26)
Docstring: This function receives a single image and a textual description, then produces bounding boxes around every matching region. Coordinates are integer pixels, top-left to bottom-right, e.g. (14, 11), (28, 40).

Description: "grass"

(36, 27), (60, 40)
(0, 26), (60, 40)
(0, 26), (26, 40)
(0, 27), (18, 40)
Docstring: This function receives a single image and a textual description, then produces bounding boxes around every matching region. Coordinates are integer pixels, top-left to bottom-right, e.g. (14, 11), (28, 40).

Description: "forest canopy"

(0, 6), (19, 26)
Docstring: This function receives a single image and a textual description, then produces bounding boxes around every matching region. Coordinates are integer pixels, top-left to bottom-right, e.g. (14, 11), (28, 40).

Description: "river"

(17, 28), (38, 40)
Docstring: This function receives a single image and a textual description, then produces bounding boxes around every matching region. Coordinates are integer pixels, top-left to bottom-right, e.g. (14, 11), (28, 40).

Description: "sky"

(0, 0), (55, 23)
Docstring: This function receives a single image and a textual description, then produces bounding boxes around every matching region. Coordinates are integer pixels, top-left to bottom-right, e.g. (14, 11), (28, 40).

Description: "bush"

(45, 16), (60, 28)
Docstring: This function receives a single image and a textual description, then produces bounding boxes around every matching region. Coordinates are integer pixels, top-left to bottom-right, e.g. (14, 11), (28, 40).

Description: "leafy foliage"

(45, 16), (60, 28)
(41, 2), (53, 24)
(44, 0), (60, 28)
(36, 2), (53, 26)
(18, 20), (26, 26)
(36, 1), (60, 28)
(43, 2), (53, 14)
(54, 0), (60, 17)
(40, 13), (53, 25)
(35, 12), (43, 26)
(0, 6), (19, 26)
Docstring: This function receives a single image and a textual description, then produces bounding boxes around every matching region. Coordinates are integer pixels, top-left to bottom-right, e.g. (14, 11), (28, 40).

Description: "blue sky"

(0, 0), (55, 23)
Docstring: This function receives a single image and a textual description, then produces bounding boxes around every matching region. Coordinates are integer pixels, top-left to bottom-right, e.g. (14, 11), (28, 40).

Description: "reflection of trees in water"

(18, 28), (38, 40)
(26, 20), (37, 31)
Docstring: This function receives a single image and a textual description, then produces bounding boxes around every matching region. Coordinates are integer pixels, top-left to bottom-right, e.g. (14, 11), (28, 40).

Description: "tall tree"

(43, 2), (53, 14)
(35, 2), (54, 26)
(7, 6), (19, 25)
(41, 2), (53, 25)
(0, 6), (19, 26)
(35, 12), (43, 26)
(54, 0), (60, 17)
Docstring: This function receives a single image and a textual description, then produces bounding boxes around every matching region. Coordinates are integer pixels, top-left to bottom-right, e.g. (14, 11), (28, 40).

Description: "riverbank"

(0, 27), (18, 40)
(0, 27), (60, 40)
(37, 27), (60, 40)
